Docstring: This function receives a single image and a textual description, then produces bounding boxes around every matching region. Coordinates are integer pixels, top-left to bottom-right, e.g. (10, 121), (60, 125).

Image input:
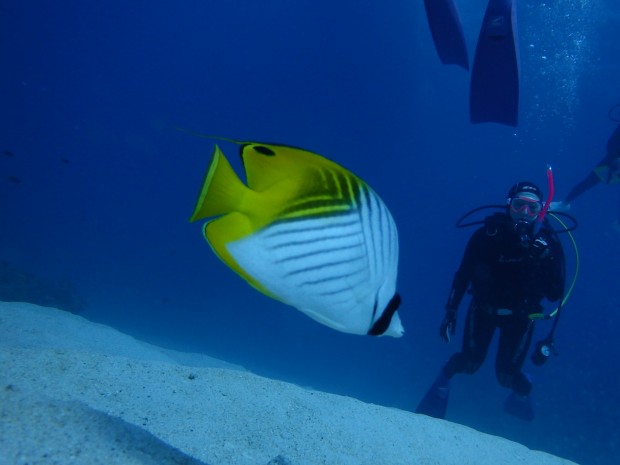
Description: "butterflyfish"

(190, 140), (404, 337)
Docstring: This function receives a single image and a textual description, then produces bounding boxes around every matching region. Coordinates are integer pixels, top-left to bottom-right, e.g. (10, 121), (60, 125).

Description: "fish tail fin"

(189, 145), (247, 222)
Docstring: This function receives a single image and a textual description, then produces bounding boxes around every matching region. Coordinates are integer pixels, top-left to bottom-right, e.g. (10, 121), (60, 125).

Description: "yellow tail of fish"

(189, 145), (247, 222)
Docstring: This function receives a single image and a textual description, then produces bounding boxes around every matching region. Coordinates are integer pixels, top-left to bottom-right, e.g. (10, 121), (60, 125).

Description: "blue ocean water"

(1, 1), (618, 464)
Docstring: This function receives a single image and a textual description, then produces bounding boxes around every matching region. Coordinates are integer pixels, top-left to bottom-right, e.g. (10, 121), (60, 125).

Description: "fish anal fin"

(203, 217), (276, 299)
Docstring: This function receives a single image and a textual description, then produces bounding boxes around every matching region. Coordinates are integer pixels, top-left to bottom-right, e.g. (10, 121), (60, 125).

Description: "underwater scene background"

(1, 1), (619, 464)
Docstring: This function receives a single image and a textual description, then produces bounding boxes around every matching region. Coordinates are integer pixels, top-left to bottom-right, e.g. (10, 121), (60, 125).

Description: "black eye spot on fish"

(8, 176), (21, 184)
(3, 150), (14, 157)
(254, 146), (276, 156)
(60, 157), (70, 164)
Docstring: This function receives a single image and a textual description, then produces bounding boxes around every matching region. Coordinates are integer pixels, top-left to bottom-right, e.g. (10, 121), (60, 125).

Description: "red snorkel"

(534, 164), (554, 235)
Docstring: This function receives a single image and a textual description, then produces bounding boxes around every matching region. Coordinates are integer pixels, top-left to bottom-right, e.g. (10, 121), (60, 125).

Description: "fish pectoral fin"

(203, 217), (275, 299)
(190, 145), (247, 222)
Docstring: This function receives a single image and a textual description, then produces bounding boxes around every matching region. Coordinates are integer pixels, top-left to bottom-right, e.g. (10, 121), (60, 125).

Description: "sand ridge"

(0, 302), (580, 465)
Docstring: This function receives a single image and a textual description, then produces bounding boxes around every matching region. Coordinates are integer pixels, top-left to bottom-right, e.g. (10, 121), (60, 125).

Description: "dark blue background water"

(2, 1), (619, 464)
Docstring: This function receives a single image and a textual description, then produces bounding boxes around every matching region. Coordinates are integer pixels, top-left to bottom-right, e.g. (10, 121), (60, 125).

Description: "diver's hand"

(439, 310), (457, 343)
(549, 201), (570, 212)
(529, 237), (550, 259)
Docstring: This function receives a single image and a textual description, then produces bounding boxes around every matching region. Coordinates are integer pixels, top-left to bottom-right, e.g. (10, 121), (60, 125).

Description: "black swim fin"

(415, 371), (451, 419)
(503, 391), (535, 421)
(423, 0), (469, 70)
(470, 0), (520, 126)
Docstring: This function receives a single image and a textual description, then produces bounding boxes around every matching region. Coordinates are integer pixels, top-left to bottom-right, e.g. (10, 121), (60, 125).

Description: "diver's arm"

(562, 143), (619, 205)
(605, 123), (620, 155)
(561, 125), (620, 205)
(564, 172), (600, 204)
(439, 235), (476, 343)
(439, 228), (481, 343)
(445, 270), (469, 311)
(445, 232), (479, 311)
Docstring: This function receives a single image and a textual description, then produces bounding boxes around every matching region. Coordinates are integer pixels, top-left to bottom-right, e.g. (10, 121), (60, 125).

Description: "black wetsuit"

(442, 212), (565, 396)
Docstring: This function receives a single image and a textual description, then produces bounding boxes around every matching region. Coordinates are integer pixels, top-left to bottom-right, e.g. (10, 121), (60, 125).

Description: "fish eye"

(253, 145), (276, 156)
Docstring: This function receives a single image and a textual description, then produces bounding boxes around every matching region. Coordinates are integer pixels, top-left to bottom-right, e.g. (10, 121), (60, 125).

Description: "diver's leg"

(444, 301), (496, 377)
(416, 301), (495, 418)
(496, 315), (535, 420)
(496, 315), (534, 393)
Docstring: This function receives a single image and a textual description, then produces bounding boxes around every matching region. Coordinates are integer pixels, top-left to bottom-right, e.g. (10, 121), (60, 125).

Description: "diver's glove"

(549, 201), (570, 212)
(529, 237), (550, 260)
(439, 309), (457, 343)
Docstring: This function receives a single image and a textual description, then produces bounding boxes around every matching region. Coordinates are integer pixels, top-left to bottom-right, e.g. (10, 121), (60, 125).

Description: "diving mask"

(510, 195), (542, 221)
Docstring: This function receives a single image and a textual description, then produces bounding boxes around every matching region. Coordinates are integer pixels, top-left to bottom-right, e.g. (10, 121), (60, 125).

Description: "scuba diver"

(424, 0), (519, 126)
(550, 106), (620, 231)
(416, 180), (567, 422)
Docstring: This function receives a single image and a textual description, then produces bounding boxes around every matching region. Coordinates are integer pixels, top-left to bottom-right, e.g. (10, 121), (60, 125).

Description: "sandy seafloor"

(0, 302), (580, 465)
